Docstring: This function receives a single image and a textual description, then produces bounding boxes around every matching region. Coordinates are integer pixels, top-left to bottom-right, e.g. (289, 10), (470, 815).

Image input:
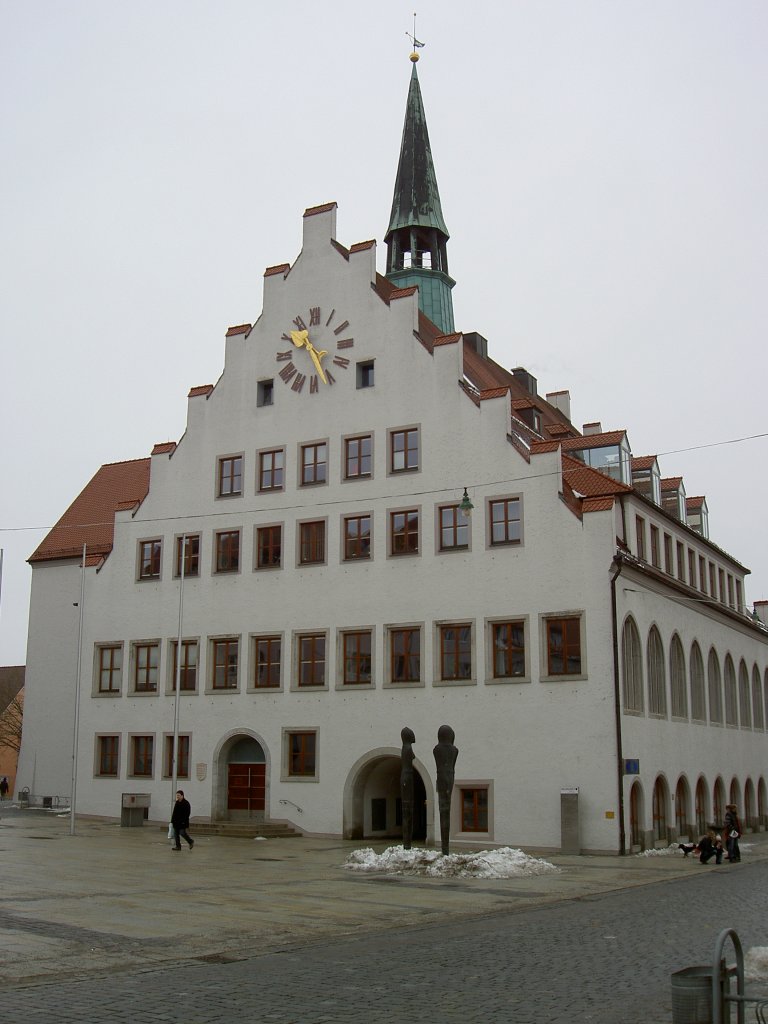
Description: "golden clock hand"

(290, 330), (309, 349)
(307, 346), (328, 384)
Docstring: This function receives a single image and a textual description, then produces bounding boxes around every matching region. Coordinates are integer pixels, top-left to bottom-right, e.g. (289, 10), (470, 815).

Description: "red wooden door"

(227, 764), (265, 811)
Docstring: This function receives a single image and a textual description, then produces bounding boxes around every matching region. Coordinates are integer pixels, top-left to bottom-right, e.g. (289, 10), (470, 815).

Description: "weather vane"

(406, 11), (425, 61)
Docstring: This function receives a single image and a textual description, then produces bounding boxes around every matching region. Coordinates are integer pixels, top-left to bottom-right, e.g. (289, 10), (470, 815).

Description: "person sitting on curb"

(697, 830), (723, 865)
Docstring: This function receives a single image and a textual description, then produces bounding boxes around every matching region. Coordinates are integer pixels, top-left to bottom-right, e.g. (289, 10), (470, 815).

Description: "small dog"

(678, 843), (697, 857)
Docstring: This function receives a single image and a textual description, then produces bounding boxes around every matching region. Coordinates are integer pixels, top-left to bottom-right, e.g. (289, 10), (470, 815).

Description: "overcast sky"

(1, 1), (766, 666)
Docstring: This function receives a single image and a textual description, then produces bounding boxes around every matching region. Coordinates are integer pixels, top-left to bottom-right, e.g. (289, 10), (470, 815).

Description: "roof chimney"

(463, 332), (488, 359)
(754, 601), (768, 628)
(512, 367), (537, 396)
(582, 421), (602, 436)
(546, 389), (571, 422)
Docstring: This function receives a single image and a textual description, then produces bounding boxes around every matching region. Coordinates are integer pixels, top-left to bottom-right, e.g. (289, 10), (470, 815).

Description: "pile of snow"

(637, 844), (681, 857)
(745, 947), (768, 982)
(343, 844), (559, 878)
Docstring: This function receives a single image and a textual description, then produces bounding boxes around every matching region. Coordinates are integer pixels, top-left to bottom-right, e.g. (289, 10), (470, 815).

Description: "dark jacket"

(171, 798), (191, 830)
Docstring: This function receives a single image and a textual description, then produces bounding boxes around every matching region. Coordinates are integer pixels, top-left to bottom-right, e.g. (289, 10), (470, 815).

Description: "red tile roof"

(349, 239), (375, 252)
(151, 442), (177, 456)
(561, 455), (632, 497)
(631, 455), (658, 470)
(561, 430), (627, 452)
(479, 387), (510, 401)
(686, 495), (706, 509)
(264, 264), (290, 277)
(389, 285), (419, 300)
(30, 459), (151, 564)
(512, 398), (536, 410)
(303, 202), (337, 217)
(433, 333), (461, 346)
(546, 424), (571, 436)
(226, 324), (251, 337)
(582, 496), (617, 513)
(530, 440), (561, 454)
(661, 477), (683, 490)
(188, 385), (214, 398)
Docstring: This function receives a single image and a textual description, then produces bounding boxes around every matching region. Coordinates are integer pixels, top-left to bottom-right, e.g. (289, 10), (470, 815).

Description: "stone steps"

(177, 821), (302, 839)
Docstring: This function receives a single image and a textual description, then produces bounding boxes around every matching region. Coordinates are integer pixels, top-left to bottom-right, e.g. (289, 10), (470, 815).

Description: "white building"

(17, 59), (768, 854)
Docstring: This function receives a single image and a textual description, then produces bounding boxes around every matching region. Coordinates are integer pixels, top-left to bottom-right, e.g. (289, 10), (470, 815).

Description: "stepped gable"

(29, 459), (151, 564)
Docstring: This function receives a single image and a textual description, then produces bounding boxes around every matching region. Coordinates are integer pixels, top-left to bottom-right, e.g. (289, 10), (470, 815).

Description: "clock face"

(276, 305), (353, 395)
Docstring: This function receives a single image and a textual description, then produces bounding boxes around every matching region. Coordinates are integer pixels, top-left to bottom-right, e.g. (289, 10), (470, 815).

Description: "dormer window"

(632, 457), (661, 505)
(686, 497), (709, 539)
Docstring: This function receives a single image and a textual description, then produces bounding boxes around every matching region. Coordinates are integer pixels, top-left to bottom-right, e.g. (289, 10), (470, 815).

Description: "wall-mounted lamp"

(459, 487), (474, 518)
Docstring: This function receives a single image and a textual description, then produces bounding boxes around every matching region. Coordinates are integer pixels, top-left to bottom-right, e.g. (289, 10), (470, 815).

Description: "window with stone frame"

(390, 509), (419, 555)
(439, 504), (469, 551)
(297, 634), (326, 687)
(287, 731), (316, 777)
(546, 617), (581, 676)
(258, 448), (284, 492)
(621, 617), (643, 712)
(215, 530), (240, 573)
(170, 640), (198, 692)
(133, 642), (159, 692)
(130, 735), (154, 777)
(175, 534), (200, 577)
(488, 498), (521, 546)
(300, 442), (327, 485)
(254, 636), (281, 689)
(461, 787), (489, 832)
(439, 624), (472, 681)
(647, 626), (667, 717)
(97, 735), (119, 777)
(211, 637), (239, 690)
(138, 539), (162, 579)
(343, 515), (371, 560)
(299, 521), (325, 565)
(344, 435), (372, 479)
(390, 428), (419, 473)
(218, 455), (243, 497)
(256, 524), (282, 568)
(164, 735), (190, 778)
(390, 627), (421, 683)
(492, 621), (525, 679)
(97, 645), (122, 693)
(342, 631), (372, 685)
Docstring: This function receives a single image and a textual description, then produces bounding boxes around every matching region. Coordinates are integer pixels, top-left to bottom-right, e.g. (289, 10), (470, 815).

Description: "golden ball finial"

(410, 50), (419, 62)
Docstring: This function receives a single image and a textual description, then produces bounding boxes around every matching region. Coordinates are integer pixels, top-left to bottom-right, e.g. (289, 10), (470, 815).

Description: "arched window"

(622, 617), (644, 713)
(724, 655), (738, 726)
(670, 635), (687, 719)
(695, 777), (707, 835)
(629, 781), (643, 848)
(675, 777), (690, 837)
(708, 649), (723, 725)
(690, 643), (706, 722)
(647, 627), (667, 717)
(752, 665), (765, 731)
(739, 660), (752, 729)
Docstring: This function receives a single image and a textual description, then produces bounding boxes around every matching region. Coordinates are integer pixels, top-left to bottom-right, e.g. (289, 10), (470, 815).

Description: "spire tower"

(385, 55), (455, 334)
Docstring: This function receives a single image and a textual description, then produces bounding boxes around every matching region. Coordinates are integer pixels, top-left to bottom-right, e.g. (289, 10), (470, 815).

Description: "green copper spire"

(385, 59), (455, 334)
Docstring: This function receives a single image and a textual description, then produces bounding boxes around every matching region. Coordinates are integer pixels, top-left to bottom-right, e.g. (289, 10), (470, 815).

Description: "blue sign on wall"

(624, 759), (640, 775)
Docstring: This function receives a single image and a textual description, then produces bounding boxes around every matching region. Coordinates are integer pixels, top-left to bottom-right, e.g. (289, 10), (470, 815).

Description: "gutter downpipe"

(611, 493), (628, 856)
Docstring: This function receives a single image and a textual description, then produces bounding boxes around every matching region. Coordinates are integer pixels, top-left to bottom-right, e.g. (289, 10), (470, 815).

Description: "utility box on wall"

(121, 792), (151, 827)
(560, 787), (580, 854)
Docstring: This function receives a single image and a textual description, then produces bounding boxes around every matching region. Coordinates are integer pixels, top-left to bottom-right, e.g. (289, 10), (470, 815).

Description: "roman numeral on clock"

(279, 363), (297, 382)
(333, 356), (350, 369)
(309, 307), (321, 326)
(291, 373), (306, 393)
(333, 320), (350, 335)
(276, 350), (292, 362)
(293, 315), (307, 331)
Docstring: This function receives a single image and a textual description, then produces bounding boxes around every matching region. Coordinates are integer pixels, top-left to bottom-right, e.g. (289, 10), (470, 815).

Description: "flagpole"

(70, 544), (86, 836)
(171, 535), (186, 797)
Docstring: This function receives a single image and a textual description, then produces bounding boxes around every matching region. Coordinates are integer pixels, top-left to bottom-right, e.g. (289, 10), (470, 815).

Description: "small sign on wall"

(196, 762), (207, 782)
(624, 759), (640, 775)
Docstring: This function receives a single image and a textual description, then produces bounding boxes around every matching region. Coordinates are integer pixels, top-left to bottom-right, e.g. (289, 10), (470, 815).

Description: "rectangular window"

(343, 631), (372, 685)
(298, 634), (326, 687)
(439, 505), (469, 550)
(635, 516), (646, 560)
(343, 515), (371, 560)
(439, 624), (472, 681)
(288, 731), (316, 777)
(139, 539), (162, 579)
(299, 521), (325, 565)
(489, 498), (521, 545)
(390, 628), (420, 683)
(175, 534), (200, 577)
(650, 526), (660, 568)
(356, 360), (374, 389)
(256, 525), (282, 568)
(218, 455), (243, 496)
(259, 449), (284, 492)
(663, 533), (673, 575)
(546, 617), (581, 676)
(131, 736), (154, 777)
(718, 568), (726, 604)
(689, 549), (697, 589)
(390, 428), (419, 473)
(171, 640), (198, 692)
(461, 788), (489, 832)
(391, 509), (419, 555)
(134, 643), (159, 692)
(257, 379), (274, 407)
(301, 442), (327, 485)
(676, 541), (686, 583)
(98, 646), (122, 693)
(215, 530), (240, 573)
(165, 735), (190, 778)
(212, 638), (239, 690)
(708, 562), (716, 600)
(735, 579), (743, 612)
(492, 621), (525, 679)
(97, 735), (119, 777)
(344, 435), (372, 479)
(727, 575), (734, 608)
(254, 636), (281, 689)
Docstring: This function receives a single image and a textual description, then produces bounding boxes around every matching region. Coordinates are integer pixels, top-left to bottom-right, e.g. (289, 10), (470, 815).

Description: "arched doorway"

(343, 749), (432, 844)
(653, 776), (670, 843)
(729, 777), (742, 811)
(758, 778), (767, 828)
(629, 781), (644, 849)
(744, 778), (755, 830)
(675, 777), (691, 839)
(695, 777), (708, 835)
(713, 777), (726, 828)
(212, 731), (269, 821)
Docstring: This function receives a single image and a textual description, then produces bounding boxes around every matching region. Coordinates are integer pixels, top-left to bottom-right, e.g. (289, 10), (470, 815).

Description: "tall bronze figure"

(400, 727), (416, 849)
(433, 724), (458, 855)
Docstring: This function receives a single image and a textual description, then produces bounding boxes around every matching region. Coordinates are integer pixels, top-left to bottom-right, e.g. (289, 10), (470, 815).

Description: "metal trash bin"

(121, 793), (151, 827)
(671, 966), (713, 1024)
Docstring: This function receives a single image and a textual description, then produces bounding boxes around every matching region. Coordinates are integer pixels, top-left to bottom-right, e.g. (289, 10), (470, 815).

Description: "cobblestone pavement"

(3, 858), (767, 1024)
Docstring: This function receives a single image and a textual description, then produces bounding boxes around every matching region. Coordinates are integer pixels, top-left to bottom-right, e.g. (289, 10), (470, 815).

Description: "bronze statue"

(433, 724), (458, 855)
(400, 727), (416, 849)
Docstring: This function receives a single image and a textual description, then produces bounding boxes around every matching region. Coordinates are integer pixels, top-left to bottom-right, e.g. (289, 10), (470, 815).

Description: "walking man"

(171, 790), (194, 851)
